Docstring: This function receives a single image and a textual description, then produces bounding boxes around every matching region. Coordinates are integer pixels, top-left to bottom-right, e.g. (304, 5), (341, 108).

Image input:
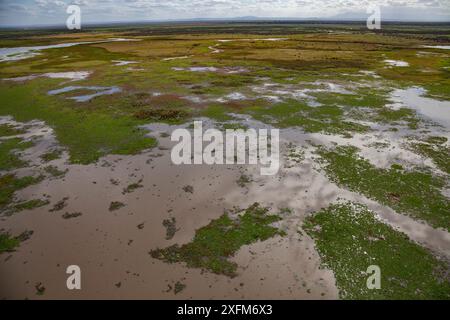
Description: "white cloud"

(0, 0), (448, 26)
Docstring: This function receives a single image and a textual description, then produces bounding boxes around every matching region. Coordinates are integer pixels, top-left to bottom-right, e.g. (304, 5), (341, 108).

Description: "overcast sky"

(0, 0), (449, 27)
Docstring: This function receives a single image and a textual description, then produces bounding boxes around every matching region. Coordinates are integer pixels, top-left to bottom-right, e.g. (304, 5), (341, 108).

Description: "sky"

(0, 0), (449, 27)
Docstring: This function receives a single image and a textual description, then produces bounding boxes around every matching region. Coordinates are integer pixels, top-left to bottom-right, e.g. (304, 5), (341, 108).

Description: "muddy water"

(1, 110), (449, 299)
(0, 119), (339, 299)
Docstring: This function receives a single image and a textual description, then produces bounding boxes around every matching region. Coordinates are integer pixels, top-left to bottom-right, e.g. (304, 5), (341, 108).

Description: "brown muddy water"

(0, 119), (341, 299)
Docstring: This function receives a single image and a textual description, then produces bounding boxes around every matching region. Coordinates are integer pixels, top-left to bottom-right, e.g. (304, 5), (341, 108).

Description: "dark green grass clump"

(304, 202), (450, 300)
(0, 230), (33, 254)
(0, 124), (25, 137)
(0, 232), (20, 254)
(134, 108), (190, 123)
(109, 201), (125, 211)
(40, 149), (62, 162)
(150, 203), (285, 277)
(0, 174), (43, 213)
(10, 199), (49, 214)
(0, 138), (34, 171)
(317, 145), (450, 231)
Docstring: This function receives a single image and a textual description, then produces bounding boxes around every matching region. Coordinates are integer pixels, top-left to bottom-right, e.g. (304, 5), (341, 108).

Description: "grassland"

(150, 203), (285, 277)
(304, 202), (450, 299)
(317, 145), (450, 231)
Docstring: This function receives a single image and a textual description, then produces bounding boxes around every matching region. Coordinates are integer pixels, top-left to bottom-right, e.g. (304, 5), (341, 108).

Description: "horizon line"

(1, 17), (450, 29)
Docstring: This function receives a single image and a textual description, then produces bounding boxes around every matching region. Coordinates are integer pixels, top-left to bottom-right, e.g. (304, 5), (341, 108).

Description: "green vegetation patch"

(150, 203), (285, 277)
(123, 179), (144, 194)
(40, 149), (63, 162)
(0, 174), (43, 214)
(245, 100), (369, 136)
(0, 232), (20, 254)
(0, 137), (34, 170)
(304, 202), (450, 299)
(0, 82), (157, 164)
(109, 201), (125, 211)
(0, 124), (26, 137)
(11, 199), (49, 214)
(0, 230), (33, 254)
(407, 136), (450, 174)
(317, 145), (450, 231)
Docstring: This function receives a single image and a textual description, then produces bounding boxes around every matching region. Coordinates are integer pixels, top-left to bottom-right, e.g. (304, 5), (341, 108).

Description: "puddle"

(47, 85), (122, 102)
(0, 38), (140, 63)
(112, 60), (137, 66)
(384, 60), (409, 67)
(3, 71), (91, 82)
(208, 45), (223, 54)
(251, 80), (353, 106)
(173, 66), (217, 72)
(217, 38), (287, 42)
(423, 45), (450, 50)
(162, 56), (191, 61)
(216, 92), (248, 102)
(172, 66), (249, 74)
(389, 87), (450, 127)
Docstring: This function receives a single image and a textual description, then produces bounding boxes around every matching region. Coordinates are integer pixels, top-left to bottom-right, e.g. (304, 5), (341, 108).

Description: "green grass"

(0, 174), (43, 213)
(150, 203), (285, 277)
(245, 99), (369, 136)
(0, 232), (21, 254)
(317, 145), (450, 231)
(0, 124), (25, 137)
(40, 149), (62, 162)
(0, 138), (34, 170)
(10, 199), (50, 214)
(304, 202), (450, 299)
(202, 104), (234, 121)
(0, 82), (157, 164)
(407, 136), (450, 174)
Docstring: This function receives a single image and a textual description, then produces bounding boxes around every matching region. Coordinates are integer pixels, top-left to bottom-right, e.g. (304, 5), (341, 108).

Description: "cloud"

(0, 0), (448, 26)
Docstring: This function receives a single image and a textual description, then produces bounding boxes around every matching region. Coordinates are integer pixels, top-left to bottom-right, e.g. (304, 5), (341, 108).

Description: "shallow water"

(384, 59), (409, 67)
(390, 87), (450, 127)
(4, 71), (91, 82)
(423, 45), (450, 50)
(47, 85), (121, 102)
(0, 38), (139, 63)
(162, 56), (191, 61)
(112, 60), (137, 66)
